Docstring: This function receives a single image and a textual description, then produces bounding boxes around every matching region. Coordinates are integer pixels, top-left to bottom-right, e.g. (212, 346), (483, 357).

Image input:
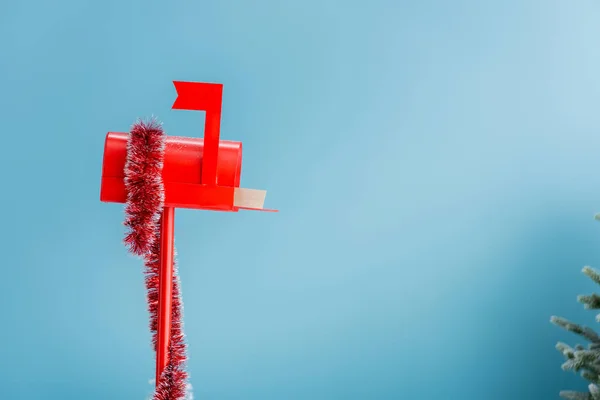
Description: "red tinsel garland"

(123, 119), (189, 400)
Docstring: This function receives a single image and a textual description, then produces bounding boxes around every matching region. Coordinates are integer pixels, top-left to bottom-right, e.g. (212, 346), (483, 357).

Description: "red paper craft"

(100, 81), (277, 396)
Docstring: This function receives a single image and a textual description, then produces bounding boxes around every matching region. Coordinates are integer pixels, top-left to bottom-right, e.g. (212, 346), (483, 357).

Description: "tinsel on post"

(551, 265), (600, 400)
(123, 119), (190, 399)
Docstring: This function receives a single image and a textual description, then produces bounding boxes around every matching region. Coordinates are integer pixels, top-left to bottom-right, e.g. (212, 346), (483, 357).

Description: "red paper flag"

(172, 81), (223, 186)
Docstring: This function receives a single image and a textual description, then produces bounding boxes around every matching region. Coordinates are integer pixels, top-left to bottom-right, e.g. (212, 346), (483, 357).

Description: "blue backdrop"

(2, 1), (600, 399)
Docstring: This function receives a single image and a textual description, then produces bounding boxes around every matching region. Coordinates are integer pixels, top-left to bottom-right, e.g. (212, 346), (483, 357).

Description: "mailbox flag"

(172, 81), (223, 112)
(172, 81), (223, 186)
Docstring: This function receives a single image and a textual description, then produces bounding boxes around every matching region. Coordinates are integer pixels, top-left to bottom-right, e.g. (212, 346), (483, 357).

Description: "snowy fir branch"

(551, 265), (600, 399)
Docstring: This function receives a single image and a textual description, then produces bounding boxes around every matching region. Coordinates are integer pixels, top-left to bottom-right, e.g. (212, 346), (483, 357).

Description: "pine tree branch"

(584, 266), (600, 287)
(589, 384), (600, 400)
(579, 294), (600, 310)
(551, 316), (600, 343)
(552, 264), (600, 398)
(560, 390), (593, 400)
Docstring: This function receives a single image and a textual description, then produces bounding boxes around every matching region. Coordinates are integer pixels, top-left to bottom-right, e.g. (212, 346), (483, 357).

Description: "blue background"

(2, 1), (600, 399)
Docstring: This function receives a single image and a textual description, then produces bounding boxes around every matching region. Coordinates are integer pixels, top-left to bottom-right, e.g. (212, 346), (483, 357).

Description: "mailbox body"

(100, 132), (243, 211)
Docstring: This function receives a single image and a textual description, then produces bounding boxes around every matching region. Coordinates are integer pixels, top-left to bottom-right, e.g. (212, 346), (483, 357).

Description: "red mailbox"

(101, 81), (275, 213)
(100, 81), (276, 395)
(101, 134), (247, 211)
